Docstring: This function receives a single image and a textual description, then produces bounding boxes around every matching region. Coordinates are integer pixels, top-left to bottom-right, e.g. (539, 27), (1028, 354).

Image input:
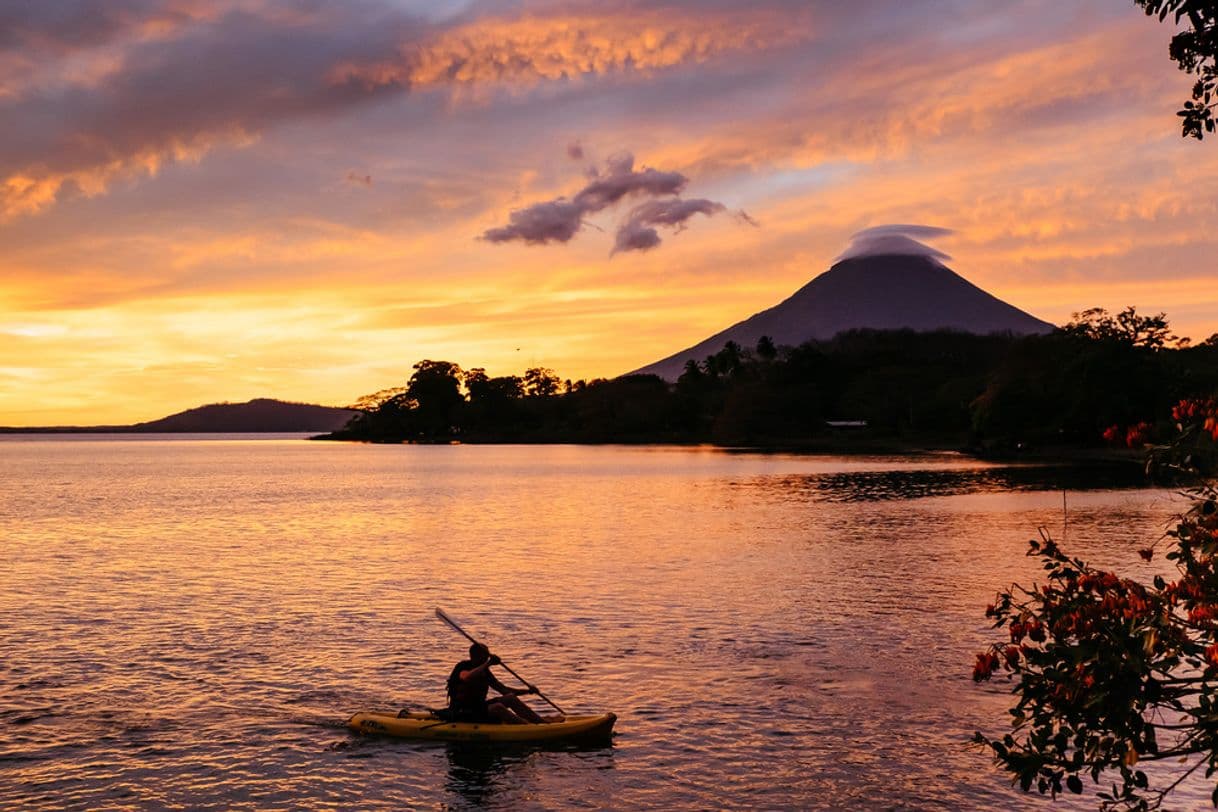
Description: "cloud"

(835, 224), (954, 262)
(613, 198), (726, 254)
(572, 152), (686, 208)
(345, 171), (373, 187)
(567, 141), (584, 160)
(0, 4), (801, 220)
(330, 11), (803, 93)
(482, 151), (685, 245)
(482, 199), (587, 245)
(483, 151), (739, 253)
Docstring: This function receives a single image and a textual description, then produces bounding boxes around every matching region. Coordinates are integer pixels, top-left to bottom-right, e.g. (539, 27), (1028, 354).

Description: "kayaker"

(446, 642), (548, 724)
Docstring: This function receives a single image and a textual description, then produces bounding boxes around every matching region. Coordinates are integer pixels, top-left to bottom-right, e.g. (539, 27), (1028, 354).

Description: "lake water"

(0, 436), (1206, 809)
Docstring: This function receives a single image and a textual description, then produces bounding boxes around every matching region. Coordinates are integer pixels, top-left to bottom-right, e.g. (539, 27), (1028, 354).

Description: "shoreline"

(1, 427), (1149, 469)
(310, 430), (1149, 467)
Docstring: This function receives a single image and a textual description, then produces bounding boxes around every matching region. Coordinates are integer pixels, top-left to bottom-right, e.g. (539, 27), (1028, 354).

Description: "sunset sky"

(2, 0), (1216, 426)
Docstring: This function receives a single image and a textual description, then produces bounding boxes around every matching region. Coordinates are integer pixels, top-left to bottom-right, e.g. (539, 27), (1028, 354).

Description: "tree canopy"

(1137, 0), (1218, 138)
(325, 309), (1218, 449)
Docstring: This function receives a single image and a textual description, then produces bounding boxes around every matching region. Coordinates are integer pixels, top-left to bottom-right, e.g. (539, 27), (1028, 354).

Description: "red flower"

(1125, 422), (1152, 448)
(1206, 644), (1218, 669)
(1189, 605), (1217, 624)
(1102, 424), (1122, 445)
(973, 651), (999, 681)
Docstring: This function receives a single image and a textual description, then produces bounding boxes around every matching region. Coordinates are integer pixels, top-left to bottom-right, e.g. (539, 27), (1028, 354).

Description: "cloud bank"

(0, 2), (799, 220)
(484, 152), (740, 254)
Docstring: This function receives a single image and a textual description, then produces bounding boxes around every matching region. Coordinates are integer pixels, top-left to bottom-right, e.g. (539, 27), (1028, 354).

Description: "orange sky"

(1, 1), (1216, 425)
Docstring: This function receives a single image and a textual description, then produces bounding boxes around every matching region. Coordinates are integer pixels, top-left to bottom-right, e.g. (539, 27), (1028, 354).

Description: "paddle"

(435, 607), (566, 716)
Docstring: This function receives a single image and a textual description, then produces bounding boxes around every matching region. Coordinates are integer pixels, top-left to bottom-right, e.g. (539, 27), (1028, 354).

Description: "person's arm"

(490, 673), (539, 697)
(459, 654), (503, 682)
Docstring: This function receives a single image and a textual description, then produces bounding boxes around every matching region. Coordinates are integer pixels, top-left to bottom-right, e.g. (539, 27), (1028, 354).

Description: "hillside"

(0, 399), (358, 433)
(631, 254), (1053, 380)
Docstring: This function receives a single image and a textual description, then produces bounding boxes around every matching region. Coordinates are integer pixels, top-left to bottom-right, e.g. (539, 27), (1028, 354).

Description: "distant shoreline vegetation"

(319, 308), (1218, 456)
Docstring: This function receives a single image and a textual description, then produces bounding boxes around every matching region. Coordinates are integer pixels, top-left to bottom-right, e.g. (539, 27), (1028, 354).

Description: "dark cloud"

(836, 224), (953, 262)
(572, 152), (686, 209)
(482, 199), (586, 244)
(566, 141), (584, 160)
(0, 1), (417, 218)
(485, 151), (735, 254)
(483, 152), (688, 245)
(613, 198), (726, 254)
(0, 1), (197, 53)
(345, 171), (373, 186)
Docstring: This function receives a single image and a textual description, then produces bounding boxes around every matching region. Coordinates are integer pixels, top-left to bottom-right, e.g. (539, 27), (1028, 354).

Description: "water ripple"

(0, 439), (1202, 809)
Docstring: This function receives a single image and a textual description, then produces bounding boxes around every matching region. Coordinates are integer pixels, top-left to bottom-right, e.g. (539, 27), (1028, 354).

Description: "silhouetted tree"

(713, 340), (744, 377)
(1137, 0), (1218, 138)
(405, 360), (464, 437)
(463, 367), (490, 396)
(349, 387), (408, 412)
(523, 367), (561, 397)
(756, 335), (778, 361)
(331, 313), (1218, 448)
(1063, 307), (1182, 350)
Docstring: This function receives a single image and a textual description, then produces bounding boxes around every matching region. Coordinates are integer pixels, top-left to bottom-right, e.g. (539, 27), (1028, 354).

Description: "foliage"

(970, 309), (1210, 449)
(348, 387), (408, 413)
(404, 360), (464, 438)
(328, 308), (1218, 447)
(973, 398), (1218, 809)
(522, 367), (561, 398)
(1136, 0), (1218, 139)
(1062, 308), (1184, 350)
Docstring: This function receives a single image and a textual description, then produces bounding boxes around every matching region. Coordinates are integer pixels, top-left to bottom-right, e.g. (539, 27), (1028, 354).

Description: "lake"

(0, 436), (1204, 809)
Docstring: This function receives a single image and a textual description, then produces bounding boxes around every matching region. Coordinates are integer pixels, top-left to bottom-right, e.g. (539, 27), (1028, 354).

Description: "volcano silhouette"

(630, 253), (1054, 380)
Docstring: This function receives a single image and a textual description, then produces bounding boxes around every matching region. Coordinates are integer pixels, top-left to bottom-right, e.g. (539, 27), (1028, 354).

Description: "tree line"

(321, 307), (1218, 452)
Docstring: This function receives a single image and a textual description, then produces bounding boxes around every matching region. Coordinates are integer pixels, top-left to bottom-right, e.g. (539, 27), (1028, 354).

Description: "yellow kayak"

(347, 710), (616, 743)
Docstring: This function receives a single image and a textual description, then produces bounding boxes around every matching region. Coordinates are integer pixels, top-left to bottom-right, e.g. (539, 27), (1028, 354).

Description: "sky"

(1, 0), (1216, 425)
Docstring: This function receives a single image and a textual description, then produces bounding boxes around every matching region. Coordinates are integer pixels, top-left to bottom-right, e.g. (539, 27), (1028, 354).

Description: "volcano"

(630, 253), (1053, 381)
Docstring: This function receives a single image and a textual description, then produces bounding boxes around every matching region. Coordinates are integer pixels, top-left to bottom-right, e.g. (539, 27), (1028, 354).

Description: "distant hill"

(631, 254), (1054, 380)
(0, 399), (358, 433)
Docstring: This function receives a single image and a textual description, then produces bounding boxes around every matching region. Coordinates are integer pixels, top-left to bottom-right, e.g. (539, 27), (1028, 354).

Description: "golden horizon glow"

(1, 1), (1216, 425)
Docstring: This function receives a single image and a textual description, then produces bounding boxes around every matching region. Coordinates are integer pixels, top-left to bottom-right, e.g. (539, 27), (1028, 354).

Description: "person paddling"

(446, 642), (551, 724)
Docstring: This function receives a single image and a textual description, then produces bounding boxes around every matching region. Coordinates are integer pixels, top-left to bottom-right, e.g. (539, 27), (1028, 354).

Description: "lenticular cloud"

(835, 224), (954, 262)
(482, 151), (745, 255)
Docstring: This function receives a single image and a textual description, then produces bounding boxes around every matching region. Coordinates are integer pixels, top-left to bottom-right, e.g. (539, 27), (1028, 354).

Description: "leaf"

(1067, 775), (1083, 794)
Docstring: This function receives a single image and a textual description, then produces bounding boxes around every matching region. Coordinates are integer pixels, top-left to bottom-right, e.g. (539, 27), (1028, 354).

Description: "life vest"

(447, 659), (489, 707)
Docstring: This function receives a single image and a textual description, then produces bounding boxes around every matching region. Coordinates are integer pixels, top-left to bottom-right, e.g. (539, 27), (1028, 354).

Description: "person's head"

(469, 642), (490, 664)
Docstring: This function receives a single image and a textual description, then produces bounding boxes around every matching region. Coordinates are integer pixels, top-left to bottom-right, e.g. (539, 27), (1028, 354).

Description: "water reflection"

(749, 463), (1146, 502)
(444, 744), (525, 807)
(443, 741), (614, 809)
